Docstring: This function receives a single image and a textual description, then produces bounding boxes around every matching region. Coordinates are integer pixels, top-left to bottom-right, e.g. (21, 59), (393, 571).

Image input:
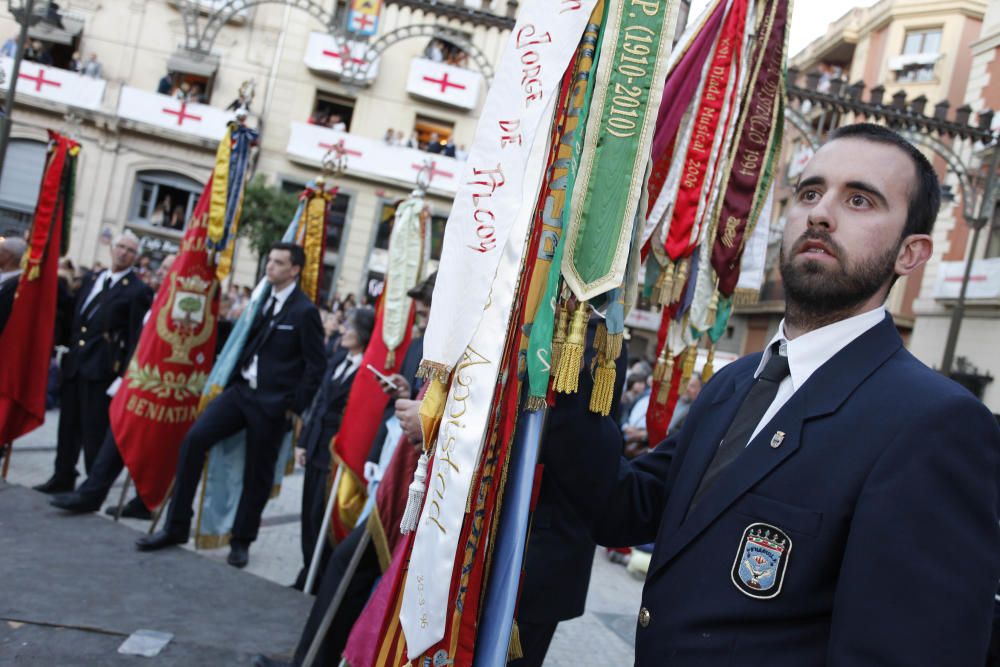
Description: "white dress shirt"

(332, 351), (363, 383)
(241, 282), (296, 387)
(747, 306), (886, 445)
(81, 268), (131, 312)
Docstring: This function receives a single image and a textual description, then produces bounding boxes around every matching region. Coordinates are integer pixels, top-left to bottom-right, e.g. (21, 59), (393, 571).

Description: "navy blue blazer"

(299, 346), (358, 469)
(545, 314), (1000, 665)
(61, 269), (152, 384)
(234, 285), (326, 418)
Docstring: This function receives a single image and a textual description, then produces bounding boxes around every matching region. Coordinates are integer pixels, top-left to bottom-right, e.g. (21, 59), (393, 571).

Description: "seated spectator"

(620, 376), (650, 459)
(82, 53), (103, 79)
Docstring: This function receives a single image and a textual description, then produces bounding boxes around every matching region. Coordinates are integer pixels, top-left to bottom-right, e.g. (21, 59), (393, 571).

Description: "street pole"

(0, 0), (37, 179)
(940, 136), (1000, 376)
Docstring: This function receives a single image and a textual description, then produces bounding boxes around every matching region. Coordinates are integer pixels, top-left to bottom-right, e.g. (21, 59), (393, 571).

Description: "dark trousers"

(54, 377), (111, 483)
(296, 460), (333, 589)
(508, 620), (558, 667)
(74, 429), (150, 511)
(165, 383), (286, 543)
(292, 522), (380, 666)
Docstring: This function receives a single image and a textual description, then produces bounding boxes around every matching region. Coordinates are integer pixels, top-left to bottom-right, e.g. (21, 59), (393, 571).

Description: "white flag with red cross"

(406, 57), (481, 110)
(0, 58), (105, 110)
(116, 86), (235, 142)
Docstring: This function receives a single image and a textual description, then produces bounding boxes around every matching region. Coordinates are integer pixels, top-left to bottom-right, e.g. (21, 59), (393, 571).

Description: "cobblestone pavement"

(6, 409), (641, 666)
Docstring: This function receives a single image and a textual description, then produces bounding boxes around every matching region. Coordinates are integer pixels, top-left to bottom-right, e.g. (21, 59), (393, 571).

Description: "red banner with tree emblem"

(109, 178), (220, 508)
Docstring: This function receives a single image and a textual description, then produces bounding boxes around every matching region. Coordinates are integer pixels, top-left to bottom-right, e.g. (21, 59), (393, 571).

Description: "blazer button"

(78, 340), (85, 347)
(81, 325), (87, 332)
(638, 607), (650, 628)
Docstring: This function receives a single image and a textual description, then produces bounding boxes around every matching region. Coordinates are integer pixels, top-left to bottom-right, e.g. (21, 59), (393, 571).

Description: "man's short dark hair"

(828, 123), (940, 237)
(269, 242), (306, 269)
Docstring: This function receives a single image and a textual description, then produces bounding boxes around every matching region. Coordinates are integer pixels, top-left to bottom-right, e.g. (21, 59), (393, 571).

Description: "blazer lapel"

(648, 315), (903, 578)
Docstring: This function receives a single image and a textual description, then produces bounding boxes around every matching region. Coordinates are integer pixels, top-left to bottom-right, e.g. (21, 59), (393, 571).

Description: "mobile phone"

(366, 363), (399, 391)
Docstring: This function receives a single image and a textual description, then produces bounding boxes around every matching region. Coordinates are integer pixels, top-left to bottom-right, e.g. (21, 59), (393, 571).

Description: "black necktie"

(242, 297), (276, 367)
(690, 342), (790, 509)
(83, 274), (112, 320)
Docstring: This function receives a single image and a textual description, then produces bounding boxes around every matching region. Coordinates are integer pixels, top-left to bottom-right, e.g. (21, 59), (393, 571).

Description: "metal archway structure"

(178, 0), (337, 53)
(339, 23), (495, 85)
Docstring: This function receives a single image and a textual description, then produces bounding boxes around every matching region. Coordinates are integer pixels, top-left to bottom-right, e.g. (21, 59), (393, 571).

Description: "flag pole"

(1, 442), (11, 480)
(113, 474), (133, 521)
(305, 463), (343, 594)
(301, 526), (372, 667)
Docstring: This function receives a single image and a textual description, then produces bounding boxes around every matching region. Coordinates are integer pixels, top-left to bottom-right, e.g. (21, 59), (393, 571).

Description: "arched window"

(129, 170), (203, 233)
(0, 139), (47, 237)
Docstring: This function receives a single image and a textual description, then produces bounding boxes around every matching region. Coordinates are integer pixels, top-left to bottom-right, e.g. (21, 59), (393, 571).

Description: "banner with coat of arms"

(346, 0), (382, 36)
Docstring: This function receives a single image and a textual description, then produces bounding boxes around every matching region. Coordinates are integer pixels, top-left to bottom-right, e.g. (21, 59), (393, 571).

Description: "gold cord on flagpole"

(553, 304), (586, 394)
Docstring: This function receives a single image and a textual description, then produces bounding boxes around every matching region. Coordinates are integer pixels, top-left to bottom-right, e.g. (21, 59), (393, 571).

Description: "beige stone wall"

(0, 0), (509, 297)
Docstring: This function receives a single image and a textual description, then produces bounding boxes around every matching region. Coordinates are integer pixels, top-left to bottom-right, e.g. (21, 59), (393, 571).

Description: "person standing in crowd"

(82, 53), (103, 79)
(666, 373), (702, 436)
(253, 274), (435, 667)
(68, 51), (83, 72)
(0, 236), (26, 335)
(34, 232), (152, 494)
(50, 254), (176, 519)
(544, 124), (1000, 665)
(137, 243), (325, 569)
(292, 307), (375, 589)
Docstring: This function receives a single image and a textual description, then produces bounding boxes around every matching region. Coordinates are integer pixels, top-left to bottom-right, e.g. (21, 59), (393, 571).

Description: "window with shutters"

(0, 139), (47, 237)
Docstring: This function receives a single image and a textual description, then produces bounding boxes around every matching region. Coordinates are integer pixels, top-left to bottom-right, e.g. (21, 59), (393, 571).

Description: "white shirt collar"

(268, 281), (296, 314)
(103, 267), (132, 287)
(755, 306), (887, 391)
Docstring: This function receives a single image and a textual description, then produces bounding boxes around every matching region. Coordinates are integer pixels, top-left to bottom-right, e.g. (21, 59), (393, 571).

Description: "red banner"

(0, 133), (76, 443)
(110, 178), (220, 508)
(330, 300), (415, 539)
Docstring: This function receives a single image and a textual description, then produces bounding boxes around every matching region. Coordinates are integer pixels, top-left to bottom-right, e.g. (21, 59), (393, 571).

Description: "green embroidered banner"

(562, 0), (679, 301)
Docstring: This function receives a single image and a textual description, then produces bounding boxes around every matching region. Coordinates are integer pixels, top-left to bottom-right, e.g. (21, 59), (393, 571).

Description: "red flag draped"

(330, 301), (415, 540)
(110, 178), (219, 508)
(0, 132), (77, 444)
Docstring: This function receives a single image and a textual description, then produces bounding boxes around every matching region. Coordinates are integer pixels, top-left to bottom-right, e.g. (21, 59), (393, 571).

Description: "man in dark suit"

(292, 306), (376, 590)
(137, 243), (326, 568)
(544, 124), (1000, 665)
(0, 236), (26, 335)
(34, 232), (152, 493)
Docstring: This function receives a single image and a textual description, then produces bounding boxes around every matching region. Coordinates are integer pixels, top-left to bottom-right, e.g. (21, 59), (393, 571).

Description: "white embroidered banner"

(420, 0), (599, 376)
(398, 93), (554, 659)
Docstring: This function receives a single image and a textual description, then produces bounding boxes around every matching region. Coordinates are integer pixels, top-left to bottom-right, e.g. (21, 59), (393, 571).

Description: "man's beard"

(779, 230), (899, 331)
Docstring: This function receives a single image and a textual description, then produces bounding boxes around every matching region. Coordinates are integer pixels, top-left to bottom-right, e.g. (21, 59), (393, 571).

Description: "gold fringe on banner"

(593, 320), (607, 353)
(298, 192), (328, 302)
(553, 305), (587, 394)
(525, 395), (548, 412)
(385, 348), (396, 370)
(680, 345), (697, 389)
(657, 260), (675, 305)
(605, 331), (624, 361)
(415, 360), (452, 384)
(707, 291), (719, 329)
(732, 288), (760, 306)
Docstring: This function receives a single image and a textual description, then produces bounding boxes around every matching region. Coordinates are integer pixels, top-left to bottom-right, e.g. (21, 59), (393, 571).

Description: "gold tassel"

(604, 332), (624, 360)
(508, 620), (524, 662)
(701, 344), (716, 383)
(385, 348), (395, 370)
(656, 364), (673, 404)
(416, 360), (451, 384)
(733, 288), (760, 306)
(672, 259), (689, 303)
(657, 260), (675, 305)
(550, 301), (569, 378)
(707, 291), (719, 329)
(553, 304), (587, 394)
(680, 345), (697, 388)
(589, 355), (616, 416)
(593, 320), (607, 353)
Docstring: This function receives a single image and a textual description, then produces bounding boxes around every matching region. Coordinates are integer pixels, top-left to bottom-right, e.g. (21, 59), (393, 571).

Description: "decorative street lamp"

(940, 136), (1000, 376)
(0, 0), (64, 178)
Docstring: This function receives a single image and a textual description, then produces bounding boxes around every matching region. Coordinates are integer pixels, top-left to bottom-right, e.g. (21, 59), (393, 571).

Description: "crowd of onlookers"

(157, 72), (209, 104)
(382, 129), (466, 159)
(1, 36), (104, 79)
(423, 38), (469, 68)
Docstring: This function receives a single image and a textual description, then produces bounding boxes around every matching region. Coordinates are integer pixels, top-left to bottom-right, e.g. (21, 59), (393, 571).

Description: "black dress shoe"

(33, 476), (75, 494)
(105, 498), (153, 520)
(50, 492), (102, 513)
(227, 542), (250, 568)
(251, 655), (292, 667)
(136, 530), (188, 551)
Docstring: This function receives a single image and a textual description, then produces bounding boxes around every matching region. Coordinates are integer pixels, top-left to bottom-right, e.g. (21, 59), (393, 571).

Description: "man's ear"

(895, 234), (933, 277)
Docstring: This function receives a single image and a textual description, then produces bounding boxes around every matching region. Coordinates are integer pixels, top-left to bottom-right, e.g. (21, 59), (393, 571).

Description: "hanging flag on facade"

(346, 0), (382, 36)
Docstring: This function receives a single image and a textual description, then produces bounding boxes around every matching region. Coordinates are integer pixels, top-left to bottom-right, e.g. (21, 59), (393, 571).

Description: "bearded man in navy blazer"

(545, 123), (1000, 665)
(138, 242), (326, 568)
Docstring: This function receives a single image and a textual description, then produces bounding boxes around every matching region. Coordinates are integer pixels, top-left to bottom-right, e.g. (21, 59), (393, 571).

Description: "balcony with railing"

(406, 56), (481, 110)
(0, 56), (106, 111)
(286, 121), (463, 195)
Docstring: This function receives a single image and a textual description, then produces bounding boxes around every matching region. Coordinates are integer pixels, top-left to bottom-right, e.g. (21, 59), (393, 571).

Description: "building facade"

(0, 0), (518, 302)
